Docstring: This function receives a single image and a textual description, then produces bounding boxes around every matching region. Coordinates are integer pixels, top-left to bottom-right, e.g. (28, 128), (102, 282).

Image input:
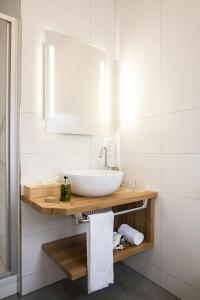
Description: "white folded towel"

(87, 211), (114, 293)
(113, 232), (124, 250)
(118, 224), (144, 246)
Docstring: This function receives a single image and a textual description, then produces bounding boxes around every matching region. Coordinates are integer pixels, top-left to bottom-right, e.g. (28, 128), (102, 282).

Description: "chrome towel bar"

(73, 199), (148, 224)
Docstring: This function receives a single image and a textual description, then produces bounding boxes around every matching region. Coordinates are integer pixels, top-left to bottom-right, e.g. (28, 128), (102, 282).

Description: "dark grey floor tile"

(3, 296), (19, 300)
(4, 263), (179, 300)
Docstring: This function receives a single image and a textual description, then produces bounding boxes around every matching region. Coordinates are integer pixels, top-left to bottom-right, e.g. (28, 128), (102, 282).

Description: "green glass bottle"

(60, 176), (71, 201)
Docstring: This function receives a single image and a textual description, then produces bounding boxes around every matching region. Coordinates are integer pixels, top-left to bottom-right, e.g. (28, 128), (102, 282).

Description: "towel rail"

(73, 199), (148, 224)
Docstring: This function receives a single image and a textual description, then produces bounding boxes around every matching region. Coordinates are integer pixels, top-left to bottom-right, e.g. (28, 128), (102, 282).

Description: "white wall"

(20, 0), (116, 295)
(118, 1), (200, 299)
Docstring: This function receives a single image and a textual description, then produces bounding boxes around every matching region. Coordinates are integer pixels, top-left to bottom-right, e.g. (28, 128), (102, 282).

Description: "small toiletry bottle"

(111, 166), (119, 171)
(60, 176), (71, 201)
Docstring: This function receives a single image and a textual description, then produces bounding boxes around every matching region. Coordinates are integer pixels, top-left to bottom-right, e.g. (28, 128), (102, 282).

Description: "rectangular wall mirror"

(45, 30), (113, 135)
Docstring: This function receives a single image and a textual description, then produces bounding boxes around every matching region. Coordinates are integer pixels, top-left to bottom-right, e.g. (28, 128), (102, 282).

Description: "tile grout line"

(21, 265), (67, 280)
(161, 13), (200, 39)
(22, 222), (86, 238)
(161, 269), (200, 293)
(161, 229), (200, 247)
(162, 191), (200, 202)
(119, 0), (160, 31)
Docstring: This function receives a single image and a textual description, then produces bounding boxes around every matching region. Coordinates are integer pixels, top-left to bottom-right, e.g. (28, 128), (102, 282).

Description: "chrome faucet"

(99, 146), (109, 169)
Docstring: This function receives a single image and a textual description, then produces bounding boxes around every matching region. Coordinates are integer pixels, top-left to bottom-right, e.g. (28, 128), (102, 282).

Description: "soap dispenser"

(60, 176), (71, 201)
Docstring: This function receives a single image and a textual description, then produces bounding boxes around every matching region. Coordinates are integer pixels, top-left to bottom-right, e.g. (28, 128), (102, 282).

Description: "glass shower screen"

(0, 17), (10, 275)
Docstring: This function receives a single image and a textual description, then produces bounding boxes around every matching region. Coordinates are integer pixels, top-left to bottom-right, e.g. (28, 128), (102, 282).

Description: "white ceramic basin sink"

(64, 169), (124, 197)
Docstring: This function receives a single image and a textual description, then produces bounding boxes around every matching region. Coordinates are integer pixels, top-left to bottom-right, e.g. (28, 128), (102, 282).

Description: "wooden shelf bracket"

(72, 199), (148, 224)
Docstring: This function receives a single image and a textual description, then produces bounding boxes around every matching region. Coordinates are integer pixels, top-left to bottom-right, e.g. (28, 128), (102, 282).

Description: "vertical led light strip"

(100, 61), (107, 123)
(49, 45), (55, 117)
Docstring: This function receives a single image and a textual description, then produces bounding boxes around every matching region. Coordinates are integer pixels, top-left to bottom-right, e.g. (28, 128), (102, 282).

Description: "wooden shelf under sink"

(42, 233), (153, 281)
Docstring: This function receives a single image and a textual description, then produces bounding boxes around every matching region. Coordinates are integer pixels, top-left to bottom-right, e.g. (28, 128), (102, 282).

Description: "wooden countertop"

(22, 189), (157, 216)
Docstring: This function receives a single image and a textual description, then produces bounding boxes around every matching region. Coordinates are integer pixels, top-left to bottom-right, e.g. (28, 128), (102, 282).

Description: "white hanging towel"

(87, 211), (114, 293)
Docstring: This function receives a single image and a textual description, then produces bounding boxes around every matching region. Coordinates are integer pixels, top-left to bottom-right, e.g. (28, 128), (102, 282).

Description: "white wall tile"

(90, 136), (114, 155)
(120, 116), (161, 154)
(21, 71), (43, 114)
(162, 194), (200, 243)
(49, 0), (90, 20)
(106, 61), (116, 92)
(46, 2), (90, 43)
(21, 31), (43, 75)
(161, 271), (200, 300)
(118, 78), (161, 121)
(120, 154), (161, 229)
(162, 64), (200, 113)
(22, 223), (86, 276)
(163, 154), (200, 199)
(108, 0), (115, 4)
(120, 40), (161, 83)
(163, 110), (200, 153)
(21, 267), (66, 296)
(22, 0), (90, 42)
(138, 229), (161, 268)
(162, 19), (200, 74)
(20, 113), (90, 154)
(161, 232), (200, 290)
(161, 0), (200, 36)
(120, 2), (160, 56)
(119, 0), (159, 29)
(21, 0), (47, 35)
(20, 153), (90, 186)
(21, 202), (76, 236)
(91, 0), (115, 31)
(91, 23), (115, 59)
(87, 122), (116, 138)
(120, 154), (162, 193)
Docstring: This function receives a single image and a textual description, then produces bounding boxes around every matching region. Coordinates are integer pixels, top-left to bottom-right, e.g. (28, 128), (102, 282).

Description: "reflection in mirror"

(45, 30), (114, 135)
